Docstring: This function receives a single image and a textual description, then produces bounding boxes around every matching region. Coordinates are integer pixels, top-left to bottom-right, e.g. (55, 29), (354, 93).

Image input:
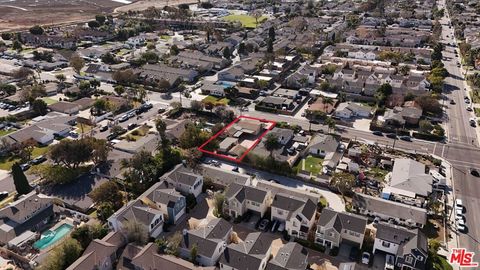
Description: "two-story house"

(108, 181), (186, 237)
(224, 183), (271, 219)
(161, 164), (204, 198)
(270, 194), (317, 240)
(180, 218), (233, 267)
(67, 231), (126, 270)
(265, 242), (309, 270)
(0, 191), (54, 245)
(373, 223), (428, 270)
(314, 208), (367, 249)
(219, 232), (274, 270)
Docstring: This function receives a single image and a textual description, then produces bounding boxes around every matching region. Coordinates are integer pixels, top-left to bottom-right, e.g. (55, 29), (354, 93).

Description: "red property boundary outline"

(198, 116), (277, 163)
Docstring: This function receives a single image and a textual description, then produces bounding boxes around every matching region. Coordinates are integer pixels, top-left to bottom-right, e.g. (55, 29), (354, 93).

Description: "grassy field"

(223, 14), (267, 28)
(294, 155), (323, 175)
(475, 108), (480, 117)
(0, 129), (15, 137)
(202, 96), (230, 106)
(41, 97), (58, 105)
(0, 145), (50, 171)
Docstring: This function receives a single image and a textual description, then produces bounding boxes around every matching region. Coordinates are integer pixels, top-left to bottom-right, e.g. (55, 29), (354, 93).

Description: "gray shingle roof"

(389, 159), (433, 197)
(183, 218), (232, 258)
(161, 164), (201, 187)
(225, 183), (268, 204)
(272, 194), (316, 220)
(318, 208), (367, 234)
(266, 243), (308, 270)
(219, 232), (274, 269)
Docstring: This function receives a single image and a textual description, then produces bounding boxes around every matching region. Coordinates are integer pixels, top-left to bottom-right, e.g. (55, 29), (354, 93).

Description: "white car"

(457, 223), (467, 233)
(455, 207), (463, 216)
(456, 218), (465, 226)
(456, 199), (463, 208)
(456, 213), (465, 221)
(361, 252), (371, 265)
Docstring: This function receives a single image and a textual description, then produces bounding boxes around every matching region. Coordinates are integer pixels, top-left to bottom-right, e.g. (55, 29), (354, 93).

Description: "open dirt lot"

(0, 0), (123, 31)
(0, 0), (196, 32)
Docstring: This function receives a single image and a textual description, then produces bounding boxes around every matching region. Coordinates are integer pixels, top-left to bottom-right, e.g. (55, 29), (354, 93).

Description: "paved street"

(438, 0), (480, 260)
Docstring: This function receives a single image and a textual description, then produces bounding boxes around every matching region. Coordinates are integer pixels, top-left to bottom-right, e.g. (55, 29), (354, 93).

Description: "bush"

(255, 104), (278, 113)
(412, 132), (444, 141)
(329, 247), (339, 256)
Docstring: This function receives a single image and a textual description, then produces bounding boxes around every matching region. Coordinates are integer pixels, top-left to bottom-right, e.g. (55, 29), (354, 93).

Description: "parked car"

(99, 125), (108, 132)
(232, 166), (239, 172)
(470, 168), (480, 177)
(107, 133), (118, 141)
(361, 252), (371, 265)
(399, 136), (412, 141)
(466, 106), (473, 111)
(450, 99), (456, 105)
(0, 191), (8, 201)
(31, 155), (47, 165)
(127, 112), (135, 118)
(277, 222), (285, 232)
(118, 115), (129, 122)
(386, 133), (397, 139)
(372, 131), (383, 136)
(127, 123), (137, 130)
(457, 223), (467, 233)
(20, 163), (30, 171)
(258, 219), (269, 231)
(349, 246), (359, 261)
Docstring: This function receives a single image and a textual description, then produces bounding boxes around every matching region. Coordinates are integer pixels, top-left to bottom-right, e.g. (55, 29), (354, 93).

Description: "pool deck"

(37, 218), (75, 254)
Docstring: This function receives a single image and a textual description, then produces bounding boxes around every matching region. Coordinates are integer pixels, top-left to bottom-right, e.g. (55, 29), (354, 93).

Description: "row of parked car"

(19, 155), (47, 171)
(372, 131), (412, 141)
(455, 199), (467, 233)
(118, 103), (154, 123)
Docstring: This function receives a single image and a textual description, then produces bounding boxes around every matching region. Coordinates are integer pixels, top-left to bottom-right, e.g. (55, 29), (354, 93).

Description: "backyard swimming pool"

(33, 223), (73, 250)
(218, 81), (237, 89)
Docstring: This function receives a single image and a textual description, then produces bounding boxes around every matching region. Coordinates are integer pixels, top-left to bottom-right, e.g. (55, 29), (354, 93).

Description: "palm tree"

(264, 134), (281, 159)
(325, 117), (336, 134)
(322, 96), (334, 112)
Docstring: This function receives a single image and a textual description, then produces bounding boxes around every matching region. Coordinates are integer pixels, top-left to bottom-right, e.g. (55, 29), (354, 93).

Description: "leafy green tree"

(29, 25), (44, 35)
(55, 74), (66, 88)
(330, 172), (355, 200)
(223, 46), (231, 59)
(325, 117), (336, 133)
(268, 26), (275, 41)
(264, 133), (281, 158)
(191, 244), (198, 264)
(95, 14), (106, 24)
(419, 120), (434, 133)
(190, 100), (204, 112)
(97, 202), (115, 222)
(32, 99), (48, 116)
(170, 44), (179, 55)
(114, 85), (125, 96)
(123, 220), (149, 245)
(1, 33), (12, 40)
(0, 84), (16, 95)
(88, 20), (100, 28)
(12, 40), (22, 51)
(141, 51), (159, 64)
(90, 181), (124, 209)
(12, 163), (32, 195)
(70, 53), (85, 73)
(375, 83), (392, 106)
(101, 52), (117, 64)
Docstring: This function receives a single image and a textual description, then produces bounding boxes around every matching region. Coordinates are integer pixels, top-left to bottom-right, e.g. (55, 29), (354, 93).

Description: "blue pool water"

(33, 223), (73, 250)
(218, 81), (236, 89)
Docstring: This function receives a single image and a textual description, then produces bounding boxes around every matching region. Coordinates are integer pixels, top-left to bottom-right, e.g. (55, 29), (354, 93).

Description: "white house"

(315, 208), (367, 249)
(270, 194), (317, 240)
(224, 183), (271, 219)
(219, 232), (273, 270)
(160, 164), (204, 198)
(307, 134), (339, 158)
(180, 218), (232, 267)
(334, 102), (372, 119)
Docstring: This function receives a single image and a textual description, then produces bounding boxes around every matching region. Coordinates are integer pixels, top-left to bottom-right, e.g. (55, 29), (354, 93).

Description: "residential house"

(307, 134), (339, 158)
(0, 191), (54, 245)
(224, 183), (271, 219)
(180, 218), (233, 266)
(237, 86), (259, 99)
(48, 101), (82, 115)
(382, 106), (423, 126)
(373, 223), (428, 270)
(67, 231), (126, 270)
(334, 102), (372, 119)
(218, 66), (246, 82)
(130, 242), (215, 270)
(259, 96), (294, 111)
(201, 165), (252, 188)
(307, 97), (338, 114)
(20, 33), (76, 49)
(7, 115), (75, 145)
(315, 208), (367, 249)
(352, 193), (427, 228)
(226, 118), (264, 138)
(107, 181), (187, 237)
(160, 164), (203, 198)
(201, 83), (226, 97)
(141, 64), (198, 83)
(219, 232), (274, 270)
(265, 242), (309, 270)
(175, 51), (231, 71)
(269, 127), (294, 146)
(385, 158), (433, 201)
(270, 194), (317, 240)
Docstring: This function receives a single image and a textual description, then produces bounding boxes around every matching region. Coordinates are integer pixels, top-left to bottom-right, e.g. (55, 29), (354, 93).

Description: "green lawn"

(0, 145), (50, 171)
(223, 14), (267, 28)
(160, 35), (171, 40)
(202, 96), (230, 106)
(294, 155), (323, 175)
(0, 129), (14, 137)
(41, 97), (58, 105)
(475, 108), (480, 117)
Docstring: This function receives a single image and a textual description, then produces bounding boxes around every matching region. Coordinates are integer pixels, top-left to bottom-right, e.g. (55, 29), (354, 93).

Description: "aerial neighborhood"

(0, 0), (478, 269)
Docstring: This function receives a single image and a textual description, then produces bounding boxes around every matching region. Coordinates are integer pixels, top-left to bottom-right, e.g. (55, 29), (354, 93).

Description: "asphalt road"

(438, 0), (480, 259)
